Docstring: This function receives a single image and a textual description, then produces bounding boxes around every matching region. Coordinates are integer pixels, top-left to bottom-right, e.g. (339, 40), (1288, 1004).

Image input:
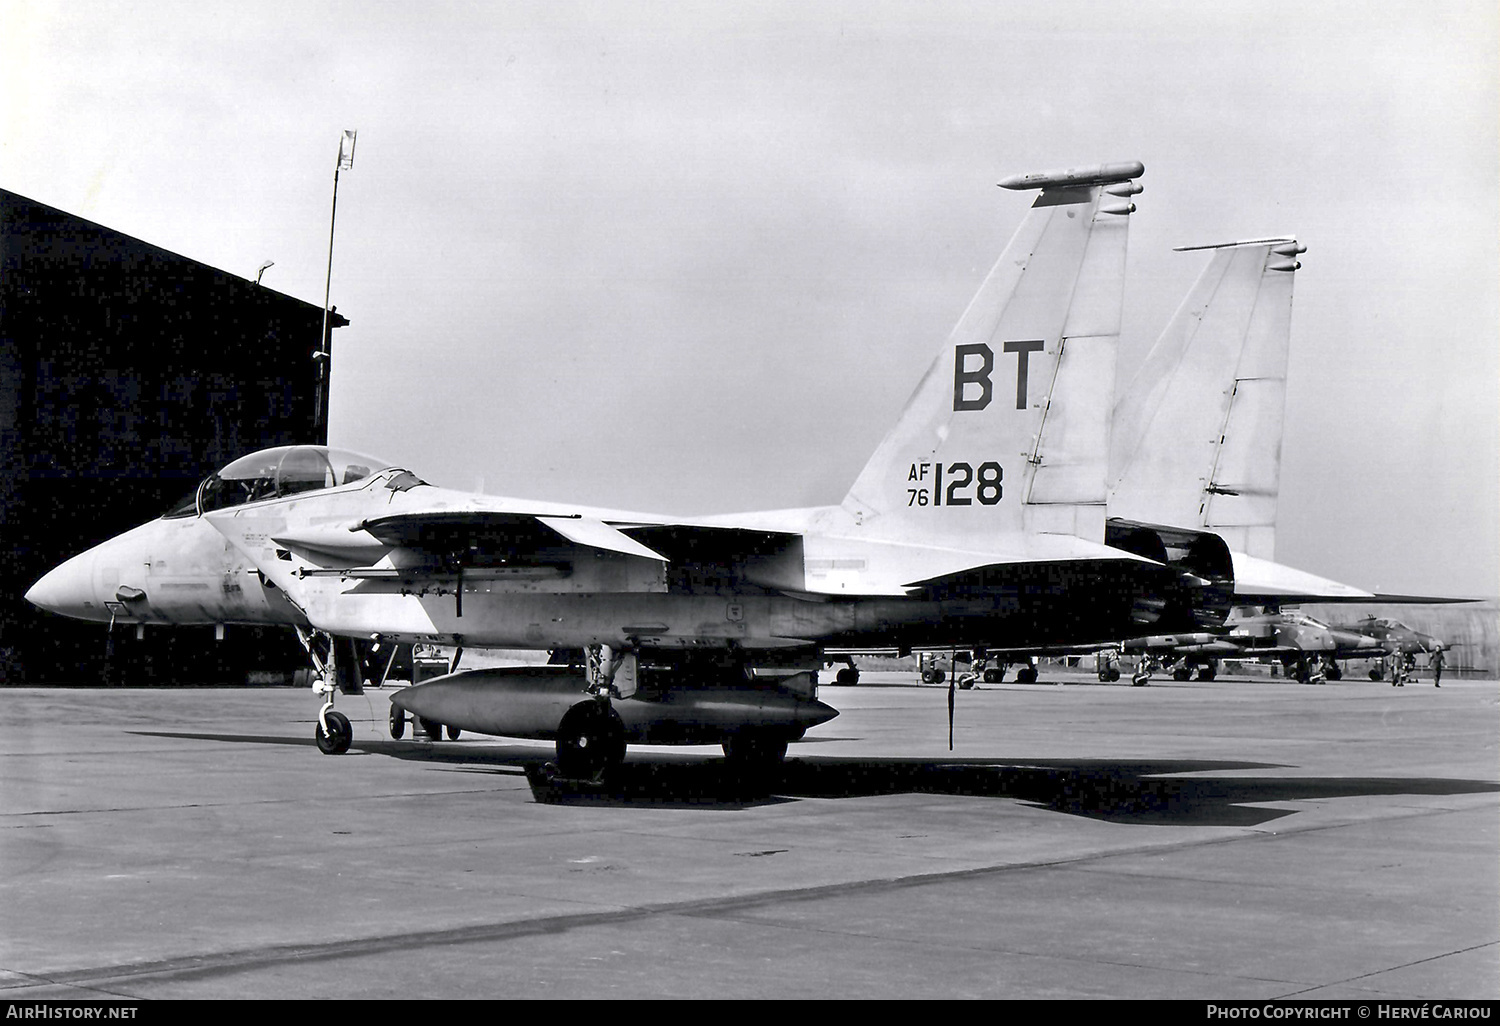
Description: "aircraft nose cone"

(25, 550), (99, 620)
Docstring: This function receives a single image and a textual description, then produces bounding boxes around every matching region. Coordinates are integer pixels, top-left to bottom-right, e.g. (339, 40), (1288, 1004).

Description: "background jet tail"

(1109, 237), (1304, 560)
(841, 161), (1143, 549)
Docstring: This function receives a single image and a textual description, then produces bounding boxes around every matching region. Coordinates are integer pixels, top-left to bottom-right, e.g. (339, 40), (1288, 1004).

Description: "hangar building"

(0, 188), (346, 684)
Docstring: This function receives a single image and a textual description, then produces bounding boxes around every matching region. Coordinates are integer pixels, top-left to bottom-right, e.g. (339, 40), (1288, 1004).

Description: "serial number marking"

(906, 461), (1003, 506)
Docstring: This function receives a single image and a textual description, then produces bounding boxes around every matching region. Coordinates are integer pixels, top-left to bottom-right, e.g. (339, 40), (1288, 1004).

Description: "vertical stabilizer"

(842, 161), (1143, 549)
(1109, 237), (1303, 559)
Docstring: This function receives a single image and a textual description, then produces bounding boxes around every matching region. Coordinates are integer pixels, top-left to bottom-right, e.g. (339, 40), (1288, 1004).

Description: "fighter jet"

(1124, 610), (1388, 683)
(1324, 615), (1455, 682)
(1338, 616), (1449, 655)
(27, 161), (1234, 780)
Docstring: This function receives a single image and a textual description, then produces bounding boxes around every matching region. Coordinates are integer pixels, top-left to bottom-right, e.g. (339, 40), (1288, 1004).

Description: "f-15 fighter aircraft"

(27, 160), (1233, 780)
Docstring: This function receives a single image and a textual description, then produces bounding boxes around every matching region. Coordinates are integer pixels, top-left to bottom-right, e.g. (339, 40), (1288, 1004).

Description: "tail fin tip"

(998, 161), (1145, 191)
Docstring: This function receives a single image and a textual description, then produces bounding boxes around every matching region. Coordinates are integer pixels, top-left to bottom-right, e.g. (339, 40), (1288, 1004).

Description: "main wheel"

(316, 710), (352, 755)
(984, 668), (1004, 684)
(555, 701), (627, 781)
(722, 731), (788, 768)
(1016, 666), (1037, 684)
(389, 703), (406, 739)
(446, 724), (462, 740)
(835, 667), (860, 686)
(420, 717), (444, 740)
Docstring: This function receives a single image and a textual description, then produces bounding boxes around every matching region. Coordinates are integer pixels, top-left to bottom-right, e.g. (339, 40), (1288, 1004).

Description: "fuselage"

(26, 447), (1190, 656)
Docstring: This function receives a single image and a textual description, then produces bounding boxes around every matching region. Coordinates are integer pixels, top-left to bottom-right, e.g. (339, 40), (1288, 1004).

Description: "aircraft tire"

(984, 669), (1005, 684)
(1173, 667), (1192, 681)
(388, 704), (406, 739)
(836, 668), (860, 686)
(419, 717), (444, 741)
(1016, 667), (1037, 684)
(556, 701), (627, 782)
(316, 710), (352, 755)
(446, 724), (462, 740)
(722, 731), (789, 769)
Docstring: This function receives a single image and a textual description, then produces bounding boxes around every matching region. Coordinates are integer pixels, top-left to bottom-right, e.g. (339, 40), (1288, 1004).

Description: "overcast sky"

(4, 0), (1496, 597)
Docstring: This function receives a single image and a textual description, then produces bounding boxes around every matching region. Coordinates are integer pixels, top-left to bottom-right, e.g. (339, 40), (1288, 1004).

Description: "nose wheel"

(316, 709), (352, 754)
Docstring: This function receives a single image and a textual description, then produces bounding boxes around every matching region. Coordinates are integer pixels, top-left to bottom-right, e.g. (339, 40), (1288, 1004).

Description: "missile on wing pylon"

(390, 666), (839, 745)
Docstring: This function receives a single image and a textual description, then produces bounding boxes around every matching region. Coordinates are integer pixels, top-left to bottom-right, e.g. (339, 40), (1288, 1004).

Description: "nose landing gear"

(316, 708), (352, 754)
(298, 626), (367, 756)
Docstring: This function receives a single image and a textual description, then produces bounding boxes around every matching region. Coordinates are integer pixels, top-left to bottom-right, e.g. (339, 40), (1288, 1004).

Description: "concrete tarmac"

(1, 671), (1496, 1000)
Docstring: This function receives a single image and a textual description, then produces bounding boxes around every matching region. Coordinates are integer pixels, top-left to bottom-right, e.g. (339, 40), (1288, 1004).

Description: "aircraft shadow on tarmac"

(130, 730), (1500, 824)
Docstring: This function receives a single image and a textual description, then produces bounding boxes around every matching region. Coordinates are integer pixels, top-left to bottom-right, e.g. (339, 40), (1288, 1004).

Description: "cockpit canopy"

(165, 445), (406, 518)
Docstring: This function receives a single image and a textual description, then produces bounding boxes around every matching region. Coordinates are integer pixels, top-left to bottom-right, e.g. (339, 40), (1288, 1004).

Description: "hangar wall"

(0, 189), (346, 684)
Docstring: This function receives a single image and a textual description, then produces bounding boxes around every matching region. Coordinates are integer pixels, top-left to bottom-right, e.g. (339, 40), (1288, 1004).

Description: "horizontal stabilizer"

(1230, 551), (1374, 603)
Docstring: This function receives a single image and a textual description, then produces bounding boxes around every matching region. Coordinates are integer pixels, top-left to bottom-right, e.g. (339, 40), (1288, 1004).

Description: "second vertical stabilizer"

(1109, 237), (1303, 560)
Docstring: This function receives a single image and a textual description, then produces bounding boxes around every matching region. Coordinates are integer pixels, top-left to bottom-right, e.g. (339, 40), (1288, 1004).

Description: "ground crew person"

(1430, 647), (1444, 688)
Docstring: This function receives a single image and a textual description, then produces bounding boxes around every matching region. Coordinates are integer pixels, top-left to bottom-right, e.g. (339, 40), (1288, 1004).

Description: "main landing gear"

(827, 655), (861, 686)
(543, 643), (632, 784)
(553, 698), (627, 782)
(1286, 656), (1326, 684)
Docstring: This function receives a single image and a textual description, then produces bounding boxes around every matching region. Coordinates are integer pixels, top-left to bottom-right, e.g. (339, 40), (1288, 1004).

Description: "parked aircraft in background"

(1121, 610), (1387, 683)
(30, 161), (1242, 780)
(1328, 616), (1453, 682)
(1339, 616), (1449, 656)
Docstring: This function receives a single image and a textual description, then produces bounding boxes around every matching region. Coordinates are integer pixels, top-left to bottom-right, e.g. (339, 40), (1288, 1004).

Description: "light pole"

(315, 129), (356, 441)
